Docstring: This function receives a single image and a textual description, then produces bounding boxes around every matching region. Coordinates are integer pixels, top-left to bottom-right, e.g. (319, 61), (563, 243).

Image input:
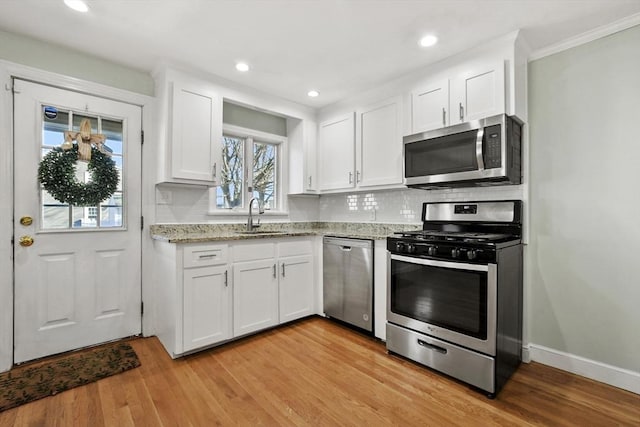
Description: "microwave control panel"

(483, 124), (502, 169)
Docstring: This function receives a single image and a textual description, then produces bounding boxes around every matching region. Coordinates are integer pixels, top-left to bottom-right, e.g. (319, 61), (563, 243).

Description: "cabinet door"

(287, 118), (317, 195)
(183, 265), (231, 352)
(450, 60), (505, 124)
(318, 113), (355, 191)
(411, 79), (449, 133)
(171, 81), (222, 183)
(233, 259), (279, 336)
(305, 120), (318, 192)
(279, 255), (314, 323)
(357, 97), (403, 188)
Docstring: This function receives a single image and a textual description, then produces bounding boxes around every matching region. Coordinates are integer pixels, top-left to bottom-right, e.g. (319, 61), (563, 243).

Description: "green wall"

(223, 102), (287, 137)
(0, 29), (154, 96)
(528, 24), (640, 372)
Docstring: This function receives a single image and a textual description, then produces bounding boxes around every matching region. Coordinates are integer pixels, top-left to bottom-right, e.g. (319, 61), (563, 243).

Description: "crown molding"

(529, 13), (640, 62)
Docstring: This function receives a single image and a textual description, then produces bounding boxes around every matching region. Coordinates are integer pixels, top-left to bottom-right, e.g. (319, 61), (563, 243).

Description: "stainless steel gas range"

(386, 200), (523, 397)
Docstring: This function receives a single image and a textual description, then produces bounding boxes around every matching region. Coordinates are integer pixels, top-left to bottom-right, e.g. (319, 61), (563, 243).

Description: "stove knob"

(427, 246), (438, 256)
(451, 248), (461, 258)
(406, 244), (416, 254)
(467, 249), (477, 260)
(395, 242), (405, 252)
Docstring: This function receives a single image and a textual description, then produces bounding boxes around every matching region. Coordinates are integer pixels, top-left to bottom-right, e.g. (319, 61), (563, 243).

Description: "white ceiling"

(1, 0), (639, 108)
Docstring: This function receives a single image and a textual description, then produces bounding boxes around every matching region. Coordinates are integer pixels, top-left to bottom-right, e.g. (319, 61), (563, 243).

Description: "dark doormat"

(0, 341), (140, 412)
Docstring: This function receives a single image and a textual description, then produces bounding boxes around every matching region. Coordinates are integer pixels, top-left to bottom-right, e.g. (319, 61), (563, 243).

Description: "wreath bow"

(63, 119), (108, 161)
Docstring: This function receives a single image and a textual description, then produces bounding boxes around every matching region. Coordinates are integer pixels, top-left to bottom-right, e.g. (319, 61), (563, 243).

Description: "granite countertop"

(150, 222), (421, 244)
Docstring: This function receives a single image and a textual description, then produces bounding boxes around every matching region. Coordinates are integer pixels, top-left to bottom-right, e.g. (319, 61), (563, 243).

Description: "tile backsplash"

(155, 183), (525, 225)
(318, 185), (526, 224)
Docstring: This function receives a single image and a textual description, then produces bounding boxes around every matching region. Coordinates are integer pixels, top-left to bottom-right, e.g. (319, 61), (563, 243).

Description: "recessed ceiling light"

(64, 0), (89, 12)
(419, 35), (438, 47)
(307, 90), (319, 98)
(236, 62), (250, 72)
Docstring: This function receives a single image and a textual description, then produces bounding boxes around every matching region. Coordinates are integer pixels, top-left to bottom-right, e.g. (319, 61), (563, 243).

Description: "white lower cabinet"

(183, 265), (231, 352)
(279, 254), (314, 323)
(233, 239), (315, 334)
(233, 259), (279, 336)
(153, 237), (315, 358)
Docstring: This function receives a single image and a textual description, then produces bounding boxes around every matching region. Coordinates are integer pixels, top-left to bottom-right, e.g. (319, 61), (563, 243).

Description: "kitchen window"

(210, 124), (285, 213)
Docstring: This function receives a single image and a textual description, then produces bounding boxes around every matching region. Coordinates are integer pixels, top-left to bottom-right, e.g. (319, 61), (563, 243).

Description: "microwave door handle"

(475, 128), (485, 170)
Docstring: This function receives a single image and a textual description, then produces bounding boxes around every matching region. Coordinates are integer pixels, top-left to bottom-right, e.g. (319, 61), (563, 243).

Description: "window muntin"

(40, 107), (125, 230)
(214, 127), (283, 212)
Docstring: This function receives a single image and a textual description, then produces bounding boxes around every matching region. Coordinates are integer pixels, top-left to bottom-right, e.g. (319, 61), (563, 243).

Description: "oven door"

(387, 254), (497, 356)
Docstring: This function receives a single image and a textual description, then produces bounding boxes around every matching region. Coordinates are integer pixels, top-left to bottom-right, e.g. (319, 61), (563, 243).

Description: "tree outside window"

(216, 132), (279, 211)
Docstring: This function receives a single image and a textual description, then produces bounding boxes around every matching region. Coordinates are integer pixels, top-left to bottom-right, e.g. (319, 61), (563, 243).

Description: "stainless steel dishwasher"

(323, 237), (373, 333)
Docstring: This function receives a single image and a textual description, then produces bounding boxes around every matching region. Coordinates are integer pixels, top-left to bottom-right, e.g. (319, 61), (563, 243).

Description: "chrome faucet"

(247, 197), (265, 231)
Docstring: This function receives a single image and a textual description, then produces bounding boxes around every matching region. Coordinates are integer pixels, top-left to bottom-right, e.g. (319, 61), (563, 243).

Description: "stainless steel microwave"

(404, 114), (523, 189)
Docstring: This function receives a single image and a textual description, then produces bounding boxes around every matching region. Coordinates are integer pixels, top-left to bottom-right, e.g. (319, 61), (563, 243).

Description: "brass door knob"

(19, 236), (34, 247)
(20, 216), (33, 226)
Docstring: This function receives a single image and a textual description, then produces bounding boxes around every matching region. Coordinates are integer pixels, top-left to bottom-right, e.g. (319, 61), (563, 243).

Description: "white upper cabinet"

(450, 59), (505, 124)
(170, 81), (222, 184)
(411, 59), (506, 133)
(288, 118), (318, 194)
(319, 113), (355, 191)
(411, 79), (450, 133)
(318, 97), (404, 193)
(357, 96), (403, 188)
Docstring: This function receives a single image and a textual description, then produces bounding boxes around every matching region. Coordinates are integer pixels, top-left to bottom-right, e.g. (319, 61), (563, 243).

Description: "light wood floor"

(1, 317), (639, 426)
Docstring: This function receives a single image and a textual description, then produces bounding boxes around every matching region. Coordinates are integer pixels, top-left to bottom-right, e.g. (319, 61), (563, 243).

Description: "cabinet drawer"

(183, 244), (228, 268)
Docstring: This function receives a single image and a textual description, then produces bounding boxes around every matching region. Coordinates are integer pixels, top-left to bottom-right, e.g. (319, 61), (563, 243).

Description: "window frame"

(39, 107), (127, 232)
(208, 124), (288, 215)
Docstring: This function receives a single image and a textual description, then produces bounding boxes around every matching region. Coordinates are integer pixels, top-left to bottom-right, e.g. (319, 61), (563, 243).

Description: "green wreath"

(38, 144), (119, 206)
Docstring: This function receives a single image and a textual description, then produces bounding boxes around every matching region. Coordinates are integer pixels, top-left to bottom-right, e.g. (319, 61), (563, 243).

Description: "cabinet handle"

(224, 270), (228, 287)
(348, 171), (353, 184)
(273, 264), (277, 278)
(308, 175), (312, 188)
(442, 107), (446, 126)
(198, 254), (216, 259)
(356, 170), (361, 183)
(212, 163), (217, 178)
(459, 102), (464, 122)
(281, 263), (285, 277)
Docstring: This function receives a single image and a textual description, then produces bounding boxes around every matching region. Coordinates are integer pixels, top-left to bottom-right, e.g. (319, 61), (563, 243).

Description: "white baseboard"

(528, 344), (640, 395)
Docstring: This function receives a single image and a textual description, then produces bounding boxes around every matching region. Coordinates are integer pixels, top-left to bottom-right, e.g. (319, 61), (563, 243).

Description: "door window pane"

(72, 206), (97, 228)
(216, 135), (244, 209)
(252, 141), (277, 210)
(39, 107), (126, 231)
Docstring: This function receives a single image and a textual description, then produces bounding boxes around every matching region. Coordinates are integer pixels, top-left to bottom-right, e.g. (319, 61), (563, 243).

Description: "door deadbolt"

(19, 236), (34, 247)
(20, 216), (33, 226)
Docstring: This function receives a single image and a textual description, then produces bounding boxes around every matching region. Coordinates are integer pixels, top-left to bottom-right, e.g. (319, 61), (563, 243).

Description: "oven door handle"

(390, 254), (490, 272)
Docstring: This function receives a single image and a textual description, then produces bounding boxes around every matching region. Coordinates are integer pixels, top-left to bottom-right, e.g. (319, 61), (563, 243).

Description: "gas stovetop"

(393, 230), (515, 244)
(388, 200), (523, 263)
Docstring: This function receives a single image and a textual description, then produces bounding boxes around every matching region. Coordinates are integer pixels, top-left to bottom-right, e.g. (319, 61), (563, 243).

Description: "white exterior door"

(13, 79), (142, 364)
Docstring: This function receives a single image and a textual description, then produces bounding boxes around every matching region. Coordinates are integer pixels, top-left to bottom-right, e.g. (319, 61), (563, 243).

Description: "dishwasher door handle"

(339, 246), (352, 251)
